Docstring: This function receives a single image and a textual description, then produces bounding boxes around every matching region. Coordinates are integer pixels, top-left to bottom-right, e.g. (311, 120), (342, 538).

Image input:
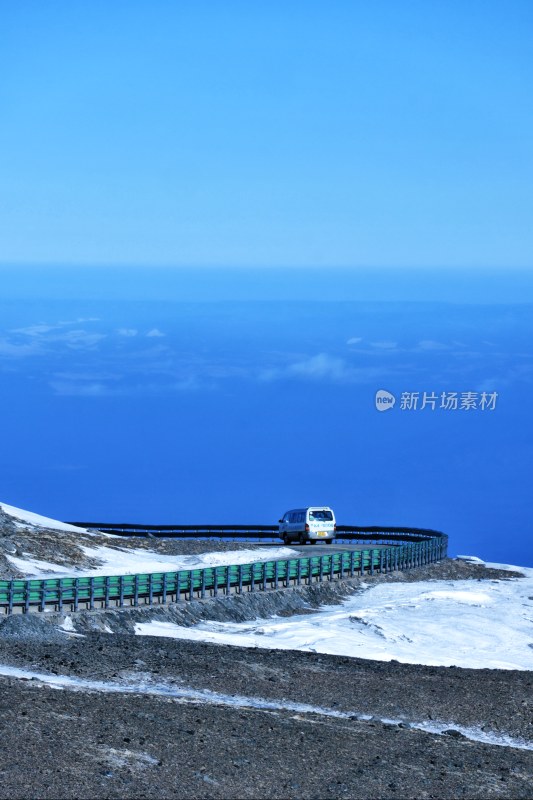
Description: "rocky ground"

(0, 557), (531, 799)
(0, 506), (271, 578)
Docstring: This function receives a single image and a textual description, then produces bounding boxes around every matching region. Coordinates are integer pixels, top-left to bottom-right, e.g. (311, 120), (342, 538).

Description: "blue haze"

(1, 3), (532, 564)
(1, 2), (533, 269)
(0, 267), (531, 566)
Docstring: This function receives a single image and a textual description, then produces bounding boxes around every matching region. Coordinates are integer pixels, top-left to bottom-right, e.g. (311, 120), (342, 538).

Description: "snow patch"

(134, 561), (533, 671)
(0, 664), (530, 751)
(0, 502), (88, 533)
(6, 542), (298, 579)
(456, 555), (485, 564)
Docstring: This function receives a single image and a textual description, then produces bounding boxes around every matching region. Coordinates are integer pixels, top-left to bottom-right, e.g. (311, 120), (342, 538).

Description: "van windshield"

(309, 510), (333, 521)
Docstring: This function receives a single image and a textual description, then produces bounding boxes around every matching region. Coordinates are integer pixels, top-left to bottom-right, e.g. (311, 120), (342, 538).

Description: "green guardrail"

(0, 536), (447, 614)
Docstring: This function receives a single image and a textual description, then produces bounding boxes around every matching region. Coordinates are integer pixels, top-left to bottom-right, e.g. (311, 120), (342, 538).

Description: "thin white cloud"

(260, 353), (396, 384)
(346, 337), (363, 345)
(49, 381), (109, 397)
(52, 371), (122, 382)
(12, 319), (101, 337)
(7, 320), (107, 351)
(475, 378), (500, 393)
(416, 340), (449, 351)
(58, 318), (101, 325)
(0, 338), (43, 357)
(173, 377), (202, 391)
(146, 328), (165, 337)
(10, 324), (57, 337)
(116, 328), (138, 337)
(287, 353), (350, 380)
(62, 330), (107, 348)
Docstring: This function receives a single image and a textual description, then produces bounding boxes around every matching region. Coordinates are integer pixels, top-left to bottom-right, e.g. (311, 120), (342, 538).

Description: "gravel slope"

(0, 559), (531, 799)
(0, 636), (532, 800)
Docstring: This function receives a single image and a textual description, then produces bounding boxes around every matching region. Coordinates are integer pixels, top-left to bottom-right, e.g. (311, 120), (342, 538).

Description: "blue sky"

(0, 4), (532, 565)
(1, 1), (533, 267)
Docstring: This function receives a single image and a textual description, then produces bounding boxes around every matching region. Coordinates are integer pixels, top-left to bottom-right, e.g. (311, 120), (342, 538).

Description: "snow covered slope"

(5, 543), (298, 579)
(0, 502), (89, 533)
(135, 560), (533, 671)
(0, 500), (296, 578)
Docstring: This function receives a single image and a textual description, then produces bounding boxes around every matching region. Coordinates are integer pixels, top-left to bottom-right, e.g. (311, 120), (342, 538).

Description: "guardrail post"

(350, 550), (355, 577)
(370, 551), (375, 576)
(250, 564), (255, 592)
(274, 561), (279, 590)
(238, 565), (243, 594)
(24, 581), (30, 614)
(201, 569), (206, 599)
(319, 556), (324, 583)
(262, 561), (267, 591)
(119, 576), (124, 608)
(149, 573), (154, 605)
(213, 567), (218, 597)
(329, 556), (334, 581)
(380, 550), (384, 574)
(297, 558), (302, 586)
(226, 566), (231, 595)
(8, 580), (14, 615)
(74, 578), (79, 612)
(105, 576), (110, 609)
(133, 575), (138, 607)
(90, 577), (95, 611)
(40, 583), (46, 612)
(162, 573), (167, 605)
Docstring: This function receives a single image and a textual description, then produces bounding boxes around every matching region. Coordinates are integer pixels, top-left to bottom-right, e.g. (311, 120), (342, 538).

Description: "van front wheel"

(283, 533), (291, 546)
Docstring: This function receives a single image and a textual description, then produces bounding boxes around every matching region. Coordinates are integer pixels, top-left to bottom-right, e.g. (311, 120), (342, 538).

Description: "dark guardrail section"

(67, 522), (444, 543)
(0, 524), (448, 615)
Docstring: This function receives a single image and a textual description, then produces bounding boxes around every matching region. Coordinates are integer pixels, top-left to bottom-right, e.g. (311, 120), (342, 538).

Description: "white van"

(278, 507), (336, 545)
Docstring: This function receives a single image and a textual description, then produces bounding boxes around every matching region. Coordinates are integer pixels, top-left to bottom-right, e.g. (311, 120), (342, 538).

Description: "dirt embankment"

(0, 632), (532, 800)
(0, 558), (530, 799)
